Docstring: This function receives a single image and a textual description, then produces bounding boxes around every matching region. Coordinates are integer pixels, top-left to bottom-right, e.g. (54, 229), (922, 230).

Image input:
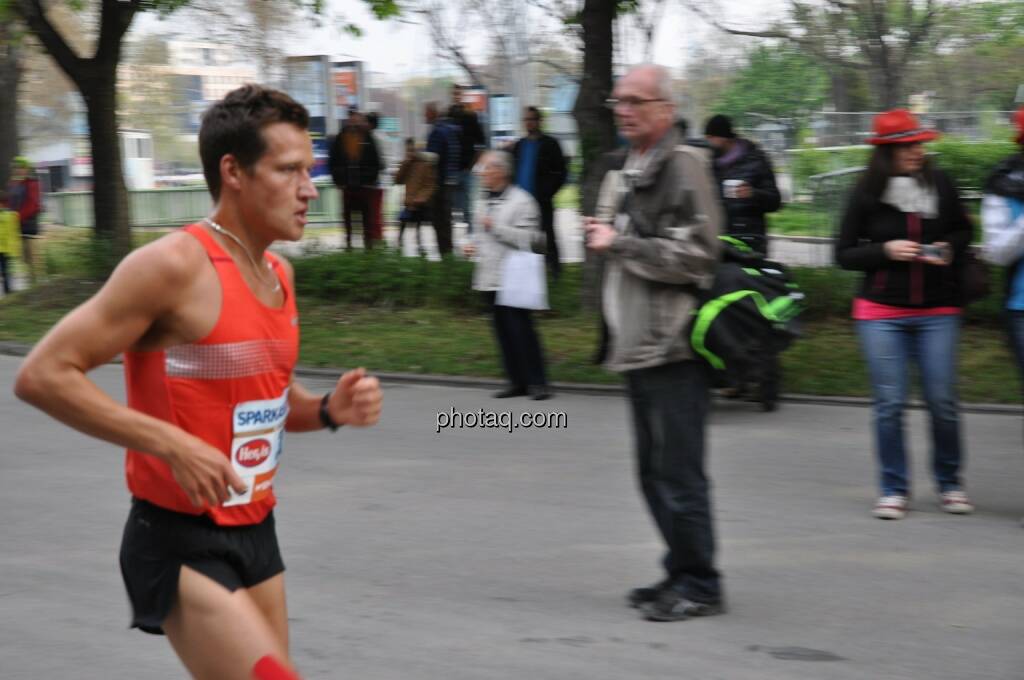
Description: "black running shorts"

(118, 498), (285, 635)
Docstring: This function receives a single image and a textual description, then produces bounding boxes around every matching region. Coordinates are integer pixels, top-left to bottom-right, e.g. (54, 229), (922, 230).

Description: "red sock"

(253, 655), (301, 680)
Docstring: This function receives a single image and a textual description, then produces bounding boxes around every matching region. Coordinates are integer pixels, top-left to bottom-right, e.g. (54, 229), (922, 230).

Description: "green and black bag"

(690, 237), (805, 375)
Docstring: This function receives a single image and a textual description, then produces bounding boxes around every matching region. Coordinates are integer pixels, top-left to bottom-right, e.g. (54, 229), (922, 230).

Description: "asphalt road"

(1, 355), (1023, 679)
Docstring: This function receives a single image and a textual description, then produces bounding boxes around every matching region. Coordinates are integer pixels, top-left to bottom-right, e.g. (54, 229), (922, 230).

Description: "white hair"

(625, 63), (675, 104)
(481, 150), (513, 178)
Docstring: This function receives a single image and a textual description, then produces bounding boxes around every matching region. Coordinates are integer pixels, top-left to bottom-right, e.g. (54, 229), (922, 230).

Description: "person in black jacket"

(450, 85), (487, 233)
(704, 114), (781, 255)
(703, 115), (782, 408)
(328, 110), (381, 250)
(512, 107), (568, 278)
(836, 109), (974, 521)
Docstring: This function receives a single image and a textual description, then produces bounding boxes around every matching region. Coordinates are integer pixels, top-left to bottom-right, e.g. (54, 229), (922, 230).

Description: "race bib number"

(224, 390), (289, 507)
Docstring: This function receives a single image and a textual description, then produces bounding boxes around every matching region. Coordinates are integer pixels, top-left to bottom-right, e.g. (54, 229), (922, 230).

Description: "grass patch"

(3, 236), (1016, 402)
(768, 203), (832, 237)
(298, 302), (618, 385)
(2, 280), (1019, 402)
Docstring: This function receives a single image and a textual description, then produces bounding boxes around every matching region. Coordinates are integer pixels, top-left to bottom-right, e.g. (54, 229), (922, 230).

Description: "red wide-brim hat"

(868, 108), (940, 145)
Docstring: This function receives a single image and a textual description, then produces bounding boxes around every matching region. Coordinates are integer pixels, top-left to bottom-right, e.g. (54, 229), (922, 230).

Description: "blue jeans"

(454, 169), (475, 232)
(857, 315), (964, 496)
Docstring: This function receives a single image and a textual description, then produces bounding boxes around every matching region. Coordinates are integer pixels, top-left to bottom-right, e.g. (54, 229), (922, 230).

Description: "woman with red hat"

(836, 109), (974, 521)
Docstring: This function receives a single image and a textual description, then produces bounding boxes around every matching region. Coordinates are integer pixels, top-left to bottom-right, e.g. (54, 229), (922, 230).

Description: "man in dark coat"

(704, 114), (784, 408)
(426, 102), (461, 256)
(704, 114), (781, 255)
(512, 107), (568, 278)
(450, 84), (487, 233)
(328, 110), (381, 249)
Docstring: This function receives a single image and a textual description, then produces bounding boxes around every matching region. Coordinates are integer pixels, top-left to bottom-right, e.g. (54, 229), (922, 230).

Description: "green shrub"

(790, 264), (1007, 326)
(292, 248), (584, 317)
(767, 204), (832, 236)
(930, 137), (1018, 192)
(791, 138), (1019, 195)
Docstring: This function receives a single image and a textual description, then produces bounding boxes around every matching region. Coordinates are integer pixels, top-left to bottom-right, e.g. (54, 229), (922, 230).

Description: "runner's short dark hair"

(199, 84), (310, 201)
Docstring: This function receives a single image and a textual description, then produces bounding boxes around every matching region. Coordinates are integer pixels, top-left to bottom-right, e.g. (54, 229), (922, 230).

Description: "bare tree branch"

(93, 0), (139, 70)
(529, 56), (579, 81)
(417, 1), (485, 86)
(14, 0), (86, 85)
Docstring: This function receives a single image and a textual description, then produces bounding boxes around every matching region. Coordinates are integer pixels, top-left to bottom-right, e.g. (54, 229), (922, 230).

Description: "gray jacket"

(596, 128), (723, 372)
(471, 185), (546, 291)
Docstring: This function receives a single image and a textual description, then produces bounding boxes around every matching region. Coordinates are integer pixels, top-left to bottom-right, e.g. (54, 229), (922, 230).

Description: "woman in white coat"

(464, 151), (552, 400)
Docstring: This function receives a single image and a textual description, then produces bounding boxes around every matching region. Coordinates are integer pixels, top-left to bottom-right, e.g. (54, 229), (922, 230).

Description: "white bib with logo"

(223, 390), (289, 507)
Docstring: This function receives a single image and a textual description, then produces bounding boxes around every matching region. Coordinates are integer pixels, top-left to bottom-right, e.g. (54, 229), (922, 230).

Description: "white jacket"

(470, 185), (545, 292)
(981, 194), (1024, 266)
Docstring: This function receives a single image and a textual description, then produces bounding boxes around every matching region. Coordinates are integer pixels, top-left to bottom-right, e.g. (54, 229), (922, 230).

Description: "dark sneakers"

(641, 590), (726, 622)
(493, 387), (528, 399)
(528, 385), (553, 401)
(626, 580), (669, 608)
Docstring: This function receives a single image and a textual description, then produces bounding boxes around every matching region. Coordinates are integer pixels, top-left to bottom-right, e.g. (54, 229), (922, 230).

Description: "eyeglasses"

(605, 97), (666, 110)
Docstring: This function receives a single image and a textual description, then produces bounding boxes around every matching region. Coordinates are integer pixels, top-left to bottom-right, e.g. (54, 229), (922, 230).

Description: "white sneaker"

(873, 495), (908, 520)
(939, 490), (974, 515)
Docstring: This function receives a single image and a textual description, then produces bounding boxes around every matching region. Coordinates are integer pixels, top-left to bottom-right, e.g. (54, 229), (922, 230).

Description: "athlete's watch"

(319, 392), (342, 432)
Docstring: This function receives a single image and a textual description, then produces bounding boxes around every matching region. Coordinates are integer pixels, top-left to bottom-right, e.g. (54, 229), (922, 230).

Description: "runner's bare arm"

(270, 257), (383, 432)
(13, 233), (247, 506)
(285, 371), (383, 432)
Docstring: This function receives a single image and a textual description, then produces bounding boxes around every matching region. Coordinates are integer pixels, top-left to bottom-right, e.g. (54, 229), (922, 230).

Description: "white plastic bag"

(496, 250), (548, 310)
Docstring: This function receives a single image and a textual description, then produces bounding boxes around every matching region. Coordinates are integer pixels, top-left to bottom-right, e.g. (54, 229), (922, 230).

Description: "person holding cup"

(836, 109), (974, 521)
(703, 114), (781, 256)
(704, 115), (784, 407)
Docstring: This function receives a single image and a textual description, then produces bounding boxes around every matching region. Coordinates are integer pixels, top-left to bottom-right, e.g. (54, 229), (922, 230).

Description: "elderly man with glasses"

(585, 64), (725, 622)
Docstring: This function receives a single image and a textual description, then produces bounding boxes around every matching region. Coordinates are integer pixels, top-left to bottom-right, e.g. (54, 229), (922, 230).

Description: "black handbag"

(961, 250), (991, 304)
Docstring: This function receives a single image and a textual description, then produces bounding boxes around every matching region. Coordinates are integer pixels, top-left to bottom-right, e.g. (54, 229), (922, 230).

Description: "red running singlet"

(123, 224), (299, 526)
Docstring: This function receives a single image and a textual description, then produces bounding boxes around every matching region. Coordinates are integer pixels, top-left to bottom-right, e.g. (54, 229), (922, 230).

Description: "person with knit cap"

(703, 115), (783, 407)
(703, 114), (781, 256)
(836, 109), (974, 521)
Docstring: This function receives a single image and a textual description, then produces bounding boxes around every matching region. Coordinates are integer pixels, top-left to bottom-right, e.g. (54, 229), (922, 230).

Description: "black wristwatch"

(319, 392), (341, 432)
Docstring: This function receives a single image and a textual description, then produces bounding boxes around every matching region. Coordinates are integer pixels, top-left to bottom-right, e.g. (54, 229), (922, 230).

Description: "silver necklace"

(203, 218), (281, 293)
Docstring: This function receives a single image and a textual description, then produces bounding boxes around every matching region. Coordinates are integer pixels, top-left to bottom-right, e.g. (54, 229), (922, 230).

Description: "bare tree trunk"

(17, 0), (136, 272)
(573, 0), (617, 312)
(880, 69), (904, 110)
(0, 25), (20, 190)
(573, 0), (616, 215)
(82, 67), (131, 261)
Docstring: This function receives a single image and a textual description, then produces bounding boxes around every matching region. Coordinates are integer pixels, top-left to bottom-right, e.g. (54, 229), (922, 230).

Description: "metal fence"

(46, 180), (408, 230)
(809, 111), (1016, 148)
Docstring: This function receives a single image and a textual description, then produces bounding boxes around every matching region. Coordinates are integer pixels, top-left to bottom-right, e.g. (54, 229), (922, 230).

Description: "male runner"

(14, 85), (383, 680)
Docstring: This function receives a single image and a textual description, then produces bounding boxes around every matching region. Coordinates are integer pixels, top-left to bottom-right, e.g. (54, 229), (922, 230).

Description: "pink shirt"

(852, 297), (961, 321)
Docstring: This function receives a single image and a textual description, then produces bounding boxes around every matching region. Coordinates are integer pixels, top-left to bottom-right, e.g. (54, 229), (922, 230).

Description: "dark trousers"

(0, 254), (10, 294)
(625, 360), (721, 603)
(432, 184), (453, 256)
(367, 187), (384, 243)
(486, 292), (547, 390)
(1007, 311), (1024, 441)
(342, 187), (374, 249)
(539, 199), (560, 279)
